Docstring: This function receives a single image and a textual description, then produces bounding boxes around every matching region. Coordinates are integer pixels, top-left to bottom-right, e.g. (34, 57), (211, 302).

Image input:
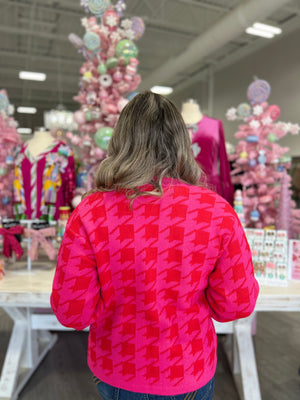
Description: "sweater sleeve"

(51, 206), (101, 330)
(205, 212), (259, 322)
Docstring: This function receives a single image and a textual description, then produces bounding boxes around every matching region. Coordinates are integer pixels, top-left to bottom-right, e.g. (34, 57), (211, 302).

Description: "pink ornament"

(103, 10), (119, 30)
(74, 110), (86, 125)
(117, 98), (128, 112)
(113, 71), (123, 82)
(106, 103), (118, 114)
(124, 74), (132, 82)
(99, 89), (108, 99)
(71, 135), (81, 145)
(93, 147), (106, 159)
(126, 64), (137, 75)
(266, 104), (281, 121)
(65, 131), (73, 139)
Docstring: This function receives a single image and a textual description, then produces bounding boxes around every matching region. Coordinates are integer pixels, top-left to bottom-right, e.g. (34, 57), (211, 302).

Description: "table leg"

(223, 313), (261, 400)
(0, 307), (57, 400)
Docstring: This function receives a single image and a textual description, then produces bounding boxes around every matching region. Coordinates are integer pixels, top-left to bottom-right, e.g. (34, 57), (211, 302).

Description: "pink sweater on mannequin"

(51, 178), (259, 395)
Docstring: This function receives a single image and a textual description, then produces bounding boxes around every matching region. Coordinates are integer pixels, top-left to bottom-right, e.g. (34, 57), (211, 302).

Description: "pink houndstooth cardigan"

(51, 178), (259, 395)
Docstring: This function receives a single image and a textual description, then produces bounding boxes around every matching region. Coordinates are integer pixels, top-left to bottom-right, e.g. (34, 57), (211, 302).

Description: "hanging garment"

(191, 115), (234, 205)
(13, 141), (76, 220)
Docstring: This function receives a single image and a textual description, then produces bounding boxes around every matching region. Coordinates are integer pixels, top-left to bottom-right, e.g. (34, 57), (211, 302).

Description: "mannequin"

(13, 128), (76, 220)
(181, 99), (203, 125)
(26, 127), (56, 158)
(181, 100), (234, 205)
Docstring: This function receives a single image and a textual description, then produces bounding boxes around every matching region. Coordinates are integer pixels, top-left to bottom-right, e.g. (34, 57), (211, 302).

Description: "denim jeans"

(94, 376), (214, 400)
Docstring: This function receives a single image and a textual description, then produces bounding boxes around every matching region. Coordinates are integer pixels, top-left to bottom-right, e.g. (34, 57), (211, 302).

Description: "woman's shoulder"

(74, 191), (105, 214)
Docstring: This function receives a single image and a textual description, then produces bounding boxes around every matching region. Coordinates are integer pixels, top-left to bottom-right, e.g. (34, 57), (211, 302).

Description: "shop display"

(226, 78), (300, 236)
(24, 225), (57, 262)
(246, 228), (289, 286)
(0, 221), (24, 260)
(0, 90), (21, 219)
(182, 99), (234, 205)
(13, 128), (76, 221)
(288, 240), (300, 280)
(65, 0), (144, 195)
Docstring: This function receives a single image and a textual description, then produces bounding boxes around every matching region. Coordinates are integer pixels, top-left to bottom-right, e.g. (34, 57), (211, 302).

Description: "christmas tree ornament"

(115, 39), (138, 60)
(266, 104), (281, 121)
(103, 9), (119, 29)
(97, 63), (107, 74)
(115, 0), (126, 17)
(237, 103), (251, 119)
(99, 74), (113, 87)
(106, 57), (118, 69)
(131, 17), (145, 40)
(247, 79), (271, 105)
(239, 150), (248, 159)
(258, 150), (266, 165)
(5, 155), (14, 165)
(87, 0), (111, 17)
(250, 209), (260, 222)
(83, 31), (101, 51)
(267, 132), (278, 142)
(95, 126), (113, 150)
(0, 92), (9, 112)
(246, 135), (258, 143)
(248, 158), (257, 167)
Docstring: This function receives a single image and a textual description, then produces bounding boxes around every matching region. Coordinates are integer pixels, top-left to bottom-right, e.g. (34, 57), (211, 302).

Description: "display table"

(0, 264), (300, 400)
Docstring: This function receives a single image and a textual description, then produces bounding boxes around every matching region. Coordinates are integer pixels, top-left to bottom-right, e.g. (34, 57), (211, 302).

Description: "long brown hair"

(88, 91), (203, 199)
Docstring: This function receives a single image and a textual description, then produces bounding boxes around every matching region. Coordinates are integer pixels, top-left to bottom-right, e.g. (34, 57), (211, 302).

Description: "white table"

(0, 264), (300, 400)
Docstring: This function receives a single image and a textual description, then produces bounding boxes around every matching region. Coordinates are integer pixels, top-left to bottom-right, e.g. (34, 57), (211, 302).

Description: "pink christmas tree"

(69, 0), (144, 165)
(226, 79), (300, 236)
(0, 90), (21, 218)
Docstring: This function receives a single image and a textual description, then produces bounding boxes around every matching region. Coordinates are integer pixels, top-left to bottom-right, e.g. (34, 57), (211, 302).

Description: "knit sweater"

(51, 178), (259, 395)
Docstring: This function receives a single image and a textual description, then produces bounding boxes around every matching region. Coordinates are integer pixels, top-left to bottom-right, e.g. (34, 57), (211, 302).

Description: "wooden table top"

(1, 263), (300, 311)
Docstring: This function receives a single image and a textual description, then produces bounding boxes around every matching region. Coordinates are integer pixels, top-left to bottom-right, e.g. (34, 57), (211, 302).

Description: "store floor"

(1, 310), (299, 400)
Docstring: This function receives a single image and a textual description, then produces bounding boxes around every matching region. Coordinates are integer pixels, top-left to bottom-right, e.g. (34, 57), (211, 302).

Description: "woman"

(51, 91), (259, 400)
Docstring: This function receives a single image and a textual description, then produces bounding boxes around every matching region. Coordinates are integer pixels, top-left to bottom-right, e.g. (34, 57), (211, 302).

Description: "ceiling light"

(245, 27), (274, 39)
(151, 86), (173, 95)
(19, 71), (47, 81)
(253, 22), (282, 35)
(17, 106), (37, 114)
(17, 127), (32, 134)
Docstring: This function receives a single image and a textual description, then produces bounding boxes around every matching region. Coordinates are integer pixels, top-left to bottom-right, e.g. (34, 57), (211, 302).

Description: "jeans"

(94, 377), (214, 400)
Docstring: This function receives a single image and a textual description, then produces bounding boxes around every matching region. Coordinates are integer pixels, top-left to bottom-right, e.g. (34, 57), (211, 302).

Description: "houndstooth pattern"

(51, 179), (259, 395)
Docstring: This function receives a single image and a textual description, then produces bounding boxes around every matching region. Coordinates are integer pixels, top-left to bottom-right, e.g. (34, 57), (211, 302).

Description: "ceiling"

(1, 0), (300, 132)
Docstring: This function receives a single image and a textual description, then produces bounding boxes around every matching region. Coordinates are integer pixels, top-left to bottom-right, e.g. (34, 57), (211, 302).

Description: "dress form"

(26, 127), (56, 158)
(181, 99), (203, 125)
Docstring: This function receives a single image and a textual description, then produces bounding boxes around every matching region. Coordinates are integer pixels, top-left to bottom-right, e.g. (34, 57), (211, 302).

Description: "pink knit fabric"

(51, 178), (259, 395)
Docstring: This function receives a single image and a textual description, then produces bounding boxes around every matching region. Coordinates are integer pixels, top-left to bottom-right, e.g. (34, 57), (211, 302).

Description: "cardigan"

(13, 141), (75, 220)
(51, 178), (259, 395)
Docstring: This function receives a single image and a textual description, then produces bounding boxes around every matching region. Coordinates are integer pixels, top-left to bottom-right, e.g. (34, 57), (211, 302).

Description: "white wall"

(172, 28), (300, 157)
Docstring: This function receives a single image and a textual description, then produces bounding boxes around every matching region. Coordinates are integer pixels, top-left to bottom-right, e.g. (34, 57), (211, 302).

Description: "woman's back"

(51, 178), (258, 395)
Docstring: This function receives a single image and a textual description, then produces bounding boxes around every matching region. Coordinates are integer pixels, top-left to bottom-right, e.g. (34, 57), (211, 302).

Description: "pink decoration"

(67, 2), (144, 191)
(74, 110), (86, 125)
(266, 105), (281, 121)
(227, 78), (300, 236)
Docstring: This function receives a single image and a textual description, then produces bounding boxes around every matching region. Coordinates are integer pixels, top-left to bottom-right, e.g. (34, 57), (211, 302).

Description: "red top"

(51, 178), (258, 395)
(192, 116), (234, 205)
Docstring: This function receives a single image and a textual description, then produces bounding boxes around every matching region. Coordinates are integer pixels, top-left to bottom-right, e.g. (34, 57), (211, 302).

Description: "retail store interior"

(0, 1), (300, 399)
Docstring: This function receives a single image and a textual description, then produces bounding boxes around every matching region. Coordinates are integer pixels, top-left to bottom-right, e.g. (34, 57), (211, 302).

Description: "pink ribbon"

(24, 227), (57, 261)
